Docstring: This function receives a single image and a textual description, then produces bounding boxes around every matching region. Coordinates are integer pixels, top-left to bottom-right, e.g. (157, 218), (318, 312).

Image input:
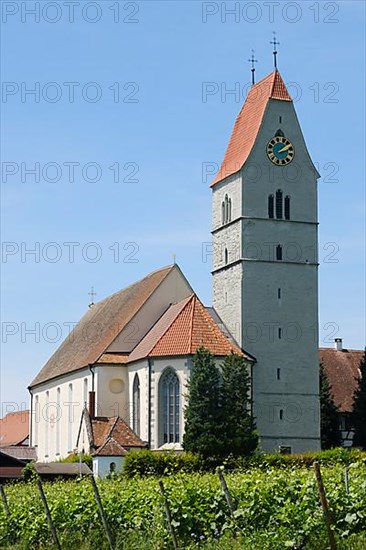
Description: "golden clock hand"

(278, 143), (292, 153)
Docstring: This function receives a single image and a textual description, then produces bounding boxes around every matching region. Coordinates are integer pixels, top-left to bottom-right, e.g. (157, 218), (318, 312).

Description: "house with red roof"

(320, 339), (364, 447)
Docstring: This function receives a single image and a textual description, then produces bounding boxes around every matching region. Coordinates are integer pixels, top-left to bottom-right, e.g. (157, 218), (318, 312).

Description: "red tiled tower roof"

(129, 294), (250, 362)
(211, 70), (292, 187)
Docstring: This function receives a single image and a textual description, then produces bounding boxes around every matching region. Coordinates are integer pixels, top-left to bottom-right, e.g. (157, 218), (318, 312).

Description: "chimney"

(88, 391), (96, 418)
(334, 338), (343, 351)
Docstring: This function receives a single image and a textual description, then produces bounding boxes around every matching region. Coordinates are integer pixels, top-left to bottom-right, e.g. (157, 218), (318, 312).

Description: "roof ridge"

(149, 294), (195, 356)
(106, 416), (119, 440)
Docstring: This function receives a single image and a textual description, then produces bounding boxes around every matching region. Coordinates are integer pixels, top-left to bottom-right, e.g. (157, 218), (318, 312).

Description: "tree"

(352, 350), (366, 450)
(319, 362), (341, 449)
(183, 347), (223, 458)
(221, 352), (258, 456)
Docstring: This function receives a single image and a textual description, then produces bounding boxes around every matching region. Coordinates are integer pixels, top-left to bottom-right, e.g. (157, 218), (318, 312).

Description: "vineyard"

(0, 460), (366, 549)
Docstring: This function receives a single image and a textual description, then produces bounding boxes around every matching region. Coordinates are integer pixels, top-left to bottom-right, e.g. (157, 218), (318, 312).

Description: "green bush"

(123, 448), (366, 478)
(58, 452), (93, 469)
(123, 449), (205, 477)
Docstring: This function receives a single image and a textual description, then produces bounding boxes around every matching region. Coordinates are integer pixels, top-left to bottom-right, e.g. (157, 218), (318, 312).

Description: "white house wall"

(31, 368), (92, 461)
(95, 365), (129, 420)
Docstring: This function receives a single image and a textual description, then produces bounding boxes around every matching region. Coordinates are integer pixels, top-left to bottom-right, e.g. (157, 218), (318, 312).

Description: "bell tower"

(211, 69), (321, 452)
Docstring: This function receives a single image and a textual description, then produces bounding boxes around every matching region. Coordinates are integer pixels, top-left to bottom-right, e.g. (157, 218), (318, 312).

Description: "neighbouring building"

(320, 339), (364, 447)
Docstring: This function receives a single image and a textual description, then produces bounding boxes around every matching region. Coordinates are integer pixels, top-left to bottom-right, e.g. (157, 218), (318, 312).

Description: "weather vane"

(248, 49), (258, 86)
(270, 31), (280, 69)
(88, 286), (96, 307)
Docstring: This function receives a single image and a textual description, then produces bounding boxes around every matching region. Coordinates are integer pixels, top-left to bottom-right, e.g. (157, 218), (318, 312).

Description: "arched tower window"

(276, 190), (283, 219)
(221, 201), (225, 225)
(228, 198), (232, 222)
(276, 245), (283, 261)
(133, 374), (140, 436)
(268, 195), (274, 218)
(285, 196), (290, 220)
(159, 368), (180, 445)
(224, 248), (228, 265)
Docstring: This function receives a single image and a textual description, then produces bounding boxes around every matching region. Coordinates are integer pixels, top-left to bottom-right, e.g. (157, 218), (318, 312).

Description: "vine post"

(313, 461), (337, 550)
(36, 478), (62, 550)
(158, 479), (179, 549)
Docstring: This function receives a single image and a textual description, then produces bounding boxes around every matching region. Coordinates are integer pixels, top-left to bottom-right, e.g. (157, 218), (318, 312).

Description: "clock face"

(267, 136), (295, 165)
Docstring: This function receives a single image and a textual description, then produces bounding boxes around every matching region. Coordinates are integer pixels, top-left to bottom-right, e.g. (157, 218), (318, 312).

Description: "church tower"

(211, 69), (321, 453)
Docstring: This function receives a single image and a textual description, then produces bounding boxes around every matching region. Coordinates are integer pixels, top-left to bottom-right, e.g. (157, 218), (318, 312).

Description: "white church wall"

(107, 268), (193, 353)
(31, 368), (92, 462)
(95, 365), (129, 420)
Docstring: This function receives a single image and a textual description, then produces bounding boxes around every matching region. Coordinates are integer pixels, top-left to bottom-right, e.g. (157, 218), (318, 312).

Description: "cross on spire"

(270, 31), (280, 69)
(248, 49), (258, 86)
(88, 286), (96, 307)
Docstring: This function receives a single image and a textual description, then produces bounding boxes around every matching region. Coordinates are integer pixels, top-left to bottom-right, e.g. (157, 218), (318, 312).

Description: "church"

(29, 66), (321, 471)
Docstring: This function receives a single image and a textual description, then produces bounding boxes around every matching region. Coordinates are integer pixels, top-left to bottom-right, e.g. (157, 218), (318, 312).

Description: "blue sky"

(1, 0), (365, 410)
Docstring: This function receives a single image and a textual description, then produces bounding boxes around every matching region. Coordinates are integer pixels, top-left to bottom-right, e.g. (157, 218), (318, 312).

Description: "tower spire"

(248, 49), (258, 86)
(270, 31), (279, 69)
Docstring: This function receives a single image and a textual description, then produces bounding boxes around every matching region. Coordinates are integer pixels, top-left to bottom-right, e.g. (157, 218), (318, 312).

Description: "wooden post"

(158, 479), (178, 550)
(0, 485), (10, 518)
(344, 467), (349, 495)
(217, 467), (236, 515)
(90, 475), (114, 550)
(313, 462), (337, 550)
(36, 478), (61, 550)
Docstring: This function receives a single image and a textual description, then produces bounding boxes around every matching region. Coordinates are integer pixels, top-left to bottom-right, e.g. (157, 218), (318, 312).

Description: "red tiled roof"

(319, 348), (363, 413)
(0, 411), (29, 447)
(93, 437), (128, 457)
(211, 70), (292, 187)
(91, 416), (145, 457)
(30, 265), (175, 387)
(129, 294), (248, 362)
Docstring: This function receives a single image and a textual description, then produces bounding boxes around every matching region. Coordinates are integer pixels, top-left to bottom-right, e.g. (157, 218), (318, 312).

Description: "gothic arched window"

(221, 201), (225, 225)
(228, 198), (232, 222)
(285, 196), (290, 220)
(133, 374), (140, 436)
(159, 368), (180, 445)
(225, 248), (228, 265)
(276, 190), (283, 219)
(268, 195), (274, 218)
